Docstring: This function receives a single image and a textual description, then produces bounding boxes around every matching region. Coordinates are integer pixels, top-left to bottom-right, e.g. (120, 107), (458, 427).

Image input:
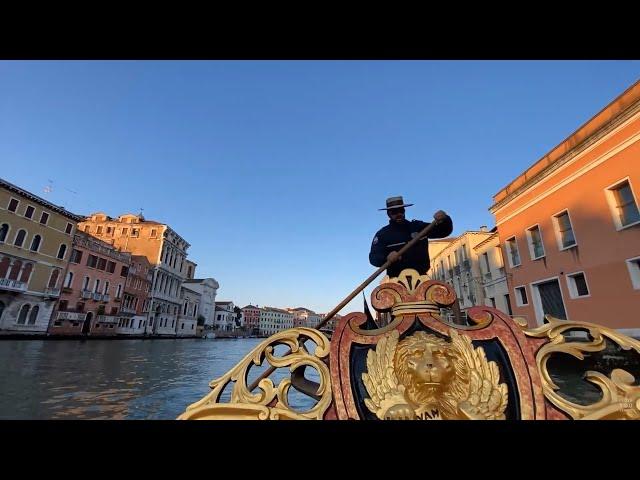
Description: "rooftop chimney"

(480, 225), (488, 232)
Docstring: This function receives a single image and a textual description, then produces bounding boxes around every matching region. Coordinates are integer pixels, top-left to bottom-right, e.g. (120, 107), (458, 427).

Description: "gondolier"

(369, 196), (453, 278)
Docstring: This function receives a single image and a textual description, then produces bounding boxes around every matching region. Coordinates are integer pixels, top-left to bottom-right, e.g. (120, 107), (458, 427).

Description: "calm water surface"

(0, 338), (612, 419)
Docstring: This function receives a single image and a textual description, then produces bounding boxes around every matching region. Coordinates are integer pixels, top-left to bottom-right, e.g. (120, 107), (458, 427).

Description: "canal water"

(0, 337), (626, 419)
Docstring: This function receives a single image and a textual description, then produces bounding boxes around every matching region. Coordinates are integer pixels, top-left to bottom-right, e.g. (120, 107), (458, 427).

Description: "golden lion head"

(394, 331), (458, 418)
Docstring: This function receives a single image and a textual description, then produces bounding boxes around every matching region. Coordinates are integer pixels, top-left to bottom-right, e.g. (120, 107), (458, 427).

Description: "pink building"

(117, 255), (153, 336)
(49, 231), (131, 337)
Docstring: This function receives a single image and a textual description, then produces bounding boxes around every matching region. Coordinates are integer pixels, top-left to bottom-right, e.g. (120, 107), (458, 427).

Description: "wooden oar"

(247, 218), (444, 392)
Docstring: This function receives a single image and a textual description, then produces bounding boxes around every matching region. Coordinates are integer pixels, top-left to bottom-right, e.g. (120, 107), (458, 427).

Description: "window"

(505, 237), (521, 267)
(97, 258), (107, 271)
(606, 179), (640, 229)
(14, 229), (27, 248)
(96, 226), (103, 235)
(515, 286), (528, 306)
(82, 276), (90, 290)
(17, 304), (30, 324)
(504, 294), (513, 316)
(48, 269), (60, 288)
(28, 306), (39, 325)
(121, 266), (129, 277)
(482, 252), (491, 277)
(106, 226), (113, 235)
(489, 297), (496, 308)
(24, 205), (35, 219)
(151, 229), (157, 238)
(39, 212), (49, 225)
(122, 227), (128, 235)
(526, 225), (545, 260)
(65, 223), (73, 234)
(553, 210), (576, 250)
(70, 249), (83, 264)
(84, 225), (91, 233)
(86, 254), (98, 268)
(0, 223), (8, 242)
(27, 234), (41, 252)
(131, 228), (139, 237)
(104, 281), (110, 295)
(626, 257), (640, 290)
(567, 272), (590, 298)
(94, 279), (100, 293)
(107, 261), (115, 273)
(57, 244), (67, 260)
(116, 284), (122, 299)
(64, 271), (74, 288)
(8, 198), (19, 212)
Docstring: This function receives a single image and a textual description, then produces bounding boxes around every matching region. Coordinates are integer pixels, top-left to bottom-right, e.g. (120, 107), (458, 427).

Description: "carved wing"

(449, 329), (508, 420)
(362, 329), (408, 419)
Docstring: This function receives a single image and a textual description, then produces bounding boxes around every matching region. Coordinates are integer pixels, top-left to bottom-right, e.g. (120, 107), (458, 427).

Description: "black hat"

(379, 196), (414, 211)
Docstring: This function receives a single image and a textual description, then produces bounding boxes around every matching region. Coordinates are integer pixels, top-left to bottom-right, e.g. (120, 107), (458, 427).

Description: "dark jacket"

(369, 215), (453, 278)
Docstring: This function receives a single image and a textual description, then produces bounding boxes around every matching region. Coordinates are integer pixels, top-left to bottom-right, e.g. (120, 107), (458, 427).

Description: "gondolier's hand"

(433, 210), (447, 222)
(387, 251), (401, 263)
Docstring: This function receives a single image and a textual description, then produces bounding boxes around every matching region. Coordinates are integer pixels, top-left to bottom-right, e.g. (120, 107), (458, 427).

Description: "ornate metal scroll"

(178, 328), (332, 420)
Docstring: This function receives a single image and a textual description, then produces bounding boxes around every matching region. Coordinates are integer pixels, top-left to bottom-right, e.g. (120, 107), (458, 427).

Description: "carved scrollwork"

(520, 315), (640, 420)
(178, 328), (332, 420)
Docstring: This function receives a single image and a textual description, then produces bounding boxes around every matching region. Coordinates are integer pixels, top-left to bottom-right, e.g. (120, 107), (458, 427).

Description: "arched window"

(48, 269), (60, 288)
(0, 257), (10, 278)
(0, 223), (9, 243)
(8, 260), (22, 281)
(57, 244), (67, 260)
(17, 304), (30, 324)
(28, 305), (39, 325)
(30, 235), (41, 252)
(64, 271), (74, 288)
(19, 263), (33, 283)
(14, 229), (26, 248)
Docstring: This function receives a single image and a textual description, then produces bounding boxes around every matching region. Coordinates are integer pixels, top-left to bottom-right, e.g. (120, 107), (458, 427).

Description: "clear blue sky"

(2, 61), (639, 314)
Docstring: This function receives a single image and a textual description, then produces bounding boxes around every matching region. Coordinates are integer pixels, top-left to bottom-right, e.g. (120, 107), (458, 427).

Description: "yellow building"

(0, 178), (82, 335)
(428, 228), (496, 319)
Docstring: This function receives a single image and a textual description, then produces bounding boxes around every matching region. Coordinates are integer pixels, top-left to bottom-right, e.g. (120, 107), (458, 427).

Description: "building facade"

(489, 81), (640, 335)
(259, 307), (294, 337)
(183, 278), (219, 329)
(214, 301), (236, 331)
(79, 213), (190, 337)
(178, 284), (201, 337)
(49, 232), (131, 336)
(117, 255), (152, 336)
(472, 231), (511, 316)
(428, 229), (495, 314)
(241, 305), (261, 334)
(0, 178), (82, 335)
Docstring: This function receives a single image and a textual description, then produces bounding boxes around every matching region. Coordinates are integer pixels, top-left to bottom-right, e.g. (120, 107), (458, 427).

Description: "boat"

(178, 268), (640, 420)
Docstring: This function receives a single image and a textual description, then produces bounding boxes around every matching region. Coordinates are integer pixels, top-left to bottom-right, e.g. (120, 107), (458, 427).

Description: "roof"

(1, 177), (84, 222)
(491, 79), (640, 211)
(472, 231), (500, 250)
(241, 305), (259, 310)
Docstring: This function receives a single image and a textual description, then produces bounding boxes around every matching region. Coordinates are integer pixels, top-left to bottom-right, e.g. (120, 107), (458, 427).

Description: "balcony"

(96, 315), (118, 324)
(81, 290), (92, 299)
(102, 294), (111, 302)
(462, 259), (470, 271)
(44, 287), (60, 297)
(0, 278), (27, 293)
(453, 266), (461, 276)
(120, 306), (136, 315)
(447, 269), (453, 278)
(57, 311), (87, 321)
(92, 292), (102, 301)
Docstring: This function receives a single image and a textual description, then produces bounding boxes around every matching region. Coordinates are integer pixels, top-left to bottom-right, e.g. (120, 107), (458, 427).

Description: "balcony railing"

(0, 278), (27, 292)
(462, 259), (470, 270)
(57, 311), (87, 321)
(44, 287), (60, 297)
(92, 292), (102, 301)
(96, 315), (118, 323)
(102, 294), (111, 302)
(453, 265), (461, 276)
(81, 290), (92, 299)
(120, 306), (136, 314)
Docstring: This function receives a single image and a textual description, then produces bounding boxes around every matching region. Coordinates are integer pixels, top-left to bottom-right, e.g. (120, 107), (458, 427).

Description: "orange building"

(489, 81), (640, 336)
